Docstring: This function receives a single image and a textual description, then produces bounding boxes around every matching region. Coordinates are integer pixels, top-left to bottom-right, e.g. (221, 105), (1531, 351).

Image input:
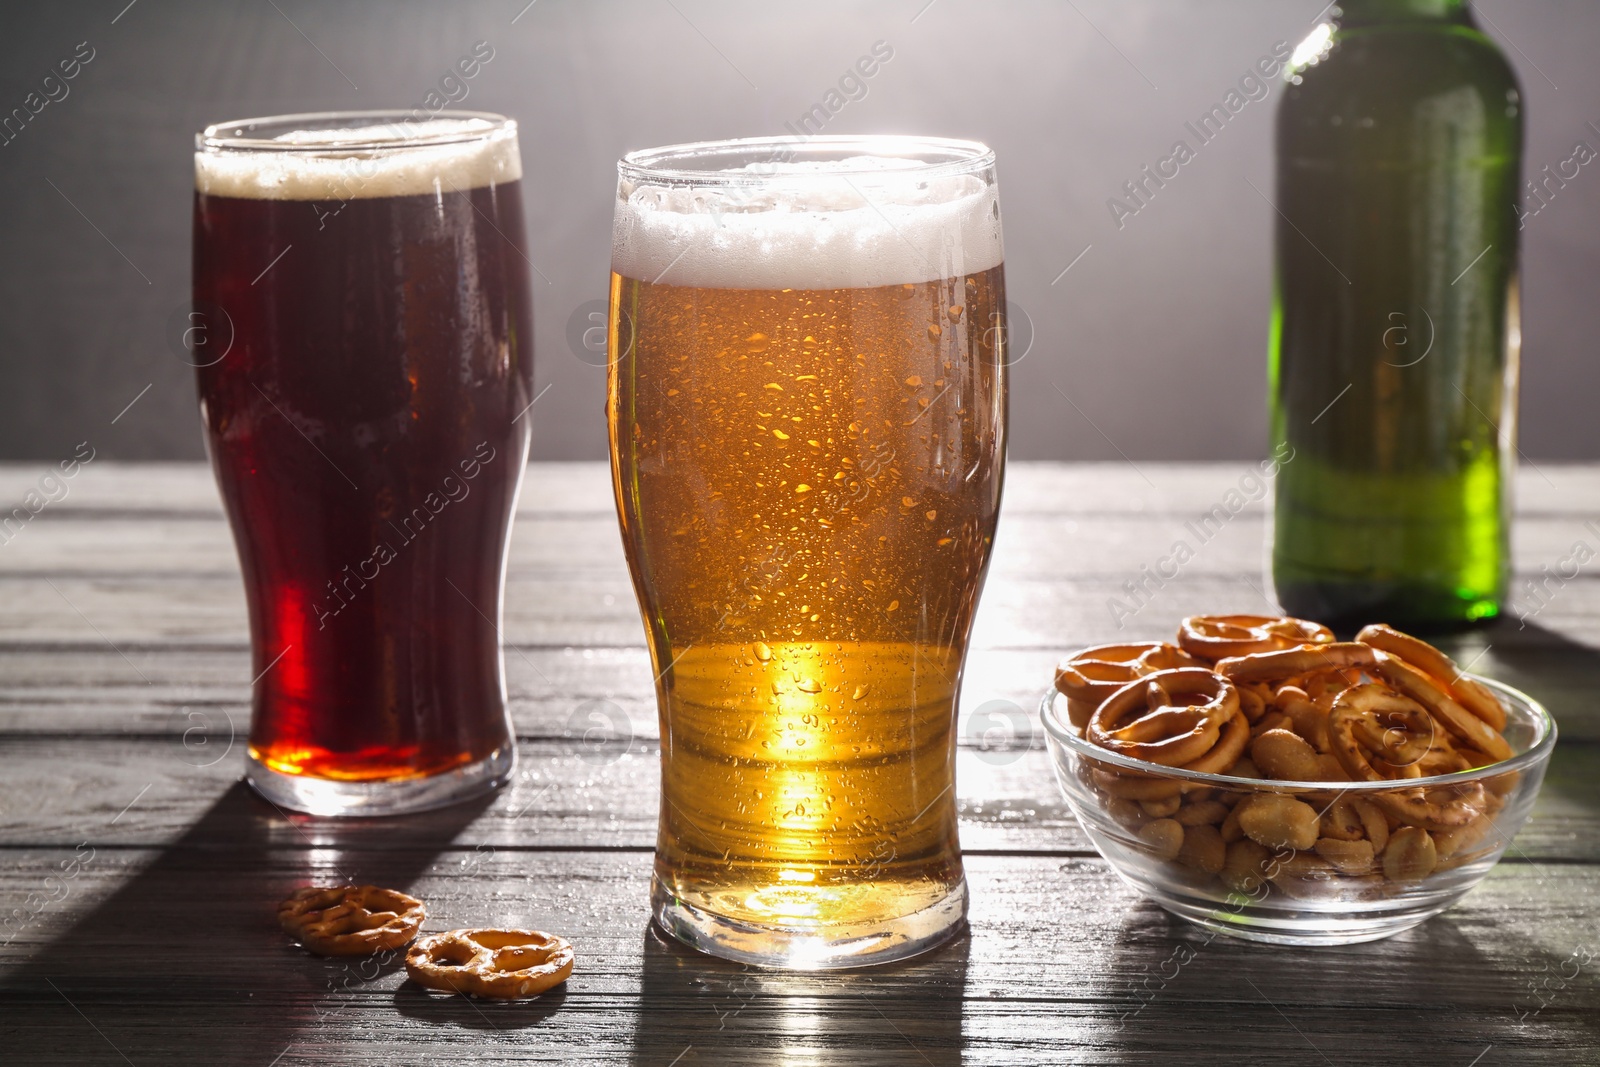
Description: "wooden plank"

(1, 735), (1594, 861)
(0, 844), (1594, 1065)
(8, 460), (1600, 519)
(10, 502), (1600, 585)
(2, 626), (1599, 746)
(9, 562), (1600, 652)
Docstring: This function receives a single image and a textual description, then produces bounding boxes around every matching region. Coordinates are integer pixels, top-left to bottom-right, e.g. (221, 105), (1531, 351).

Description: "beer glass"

(607, 136), (1007, 967)
(192, 112), (533, 816)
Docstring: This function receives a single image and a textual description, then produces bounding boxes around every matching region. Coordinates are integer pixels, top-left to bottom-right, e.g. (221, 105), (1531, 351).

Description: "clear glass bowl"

(1039, 677), (1556, 945)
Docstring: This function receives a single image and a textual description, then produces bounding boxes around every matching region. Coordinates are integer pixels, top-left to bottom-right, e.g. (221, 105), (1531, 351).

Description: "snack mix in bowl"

(1040, 615), (1556, 944)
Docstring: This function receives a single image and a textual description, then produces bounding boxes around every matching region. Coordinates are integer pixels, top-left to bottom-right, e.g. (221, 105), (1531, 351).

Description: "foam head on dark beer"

(612, 157), (1003, 289)
(195, 118), (521, 200)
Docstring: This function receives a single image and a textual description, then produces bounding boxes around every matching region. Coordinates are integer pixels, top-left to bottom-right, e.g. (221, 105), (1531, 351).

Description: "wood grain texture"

(2, 463), (1597, 1064)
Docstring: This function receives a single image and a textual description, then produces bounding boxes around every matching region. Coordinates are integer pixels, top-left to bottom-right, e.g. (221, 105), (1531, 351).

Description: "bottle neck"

(1335, 0), (1468, 24)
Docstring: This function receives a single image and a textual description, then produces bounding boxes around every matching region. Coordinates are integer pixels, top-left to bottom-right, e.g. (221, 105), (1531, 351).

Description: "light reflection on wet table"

(1, 462), (1596, 1064)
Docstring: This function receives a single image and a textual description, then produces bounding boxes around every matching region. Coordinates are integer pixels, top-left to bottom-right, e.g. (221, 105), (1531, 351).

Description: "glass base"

(650, 873), (968, 970)
(244, 743), (515, 817)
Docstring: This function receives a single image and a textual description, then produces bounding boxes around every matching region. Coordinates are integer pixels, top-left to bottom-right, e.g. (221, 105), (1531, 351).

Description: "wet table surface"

(1, 461), (1597, 1065)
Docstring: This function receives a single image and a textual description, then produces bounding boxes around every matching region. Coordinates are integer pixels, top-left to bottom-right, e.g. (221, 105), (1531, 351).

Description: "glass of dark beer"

(192, 112), (534, 816)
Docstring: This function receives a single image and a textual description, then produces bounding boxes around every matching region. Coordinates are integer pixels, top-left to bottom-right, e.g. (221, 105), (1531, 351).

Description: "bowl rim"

(1039, 674), (1557, 790)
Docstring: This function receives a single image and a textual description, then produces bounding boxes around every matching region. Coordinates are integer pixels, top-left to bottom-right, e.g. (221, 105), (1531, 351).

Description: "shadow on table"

(1450, 617), (1600, 729)
(626, 923), (970, 1066)
(0, 780), (488, 1065)
(1094, 899), (1600, 1064)
(1463, 619), (1600, 820)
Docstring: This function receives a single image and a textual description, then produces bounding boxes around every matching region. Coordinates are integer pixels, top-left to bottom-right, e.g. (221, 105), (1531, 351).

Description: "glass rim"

(1039, 674), (1557, 791)
(617, 134), (996, 185)
(196, 110), (516, 154)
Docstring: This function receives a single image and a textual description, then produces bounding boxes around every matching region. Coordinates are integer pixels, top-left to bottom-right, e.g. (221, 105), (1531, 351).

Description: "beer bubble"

(967, 698), (1033, 766)
(566, 698), (633, 765)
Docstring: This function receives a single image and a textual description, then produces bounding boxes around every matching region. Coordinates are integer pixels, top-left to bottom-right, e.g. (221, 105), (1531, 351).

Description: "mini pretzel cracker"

(1055, 642), (1200, 728)
(1327, 685), (1435, 782)
(278, 885), (425, 957)
(1062, 612), (1523, 894)
(1370, 651), (1512, 763)
(1182, 706), (1251, 774)
(1356, 624), (1507, 731)
(1088, 668), (1238, 768)
(1177, 615), (1334, 661)
(406, 929), (574, 1000)
(1215, 642), (1378, 685)
(1373, 781), (1486, 831)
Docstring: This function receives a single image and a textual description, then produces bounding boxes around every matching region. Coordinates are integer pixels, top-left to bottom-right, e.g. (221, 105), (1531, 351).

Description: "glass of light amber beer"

(608, 136), (1007, 967)
(193, 113), (533, 816)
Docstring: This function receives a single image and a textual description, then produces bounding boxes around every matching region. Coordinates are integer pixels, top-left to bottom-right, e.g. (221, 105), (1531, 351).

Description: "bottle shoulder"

(1280, 25), (1521, 157)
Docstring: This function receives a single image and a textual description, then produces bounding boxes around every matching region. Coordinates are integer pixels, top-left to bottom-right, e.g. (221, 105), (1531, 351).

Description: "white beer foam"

(195, 119), (521, 200)
(612, 158), (1004, 289)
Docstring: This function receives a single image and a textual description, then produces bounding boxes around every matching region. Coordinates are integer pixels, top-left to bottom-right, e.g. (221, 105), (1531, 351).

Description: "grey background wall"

(0, 0), (1594, 462)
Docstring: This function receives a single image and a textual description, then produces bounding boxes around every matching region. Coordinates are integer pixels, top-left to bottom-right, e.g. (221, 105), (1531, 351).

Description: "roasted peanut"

(1484, 768), (1521, 800)
(1137, 818), (1184, 861)
(1435, 813), (1495, 859)
(1268, 849), (1334, 881)
(1312, 754), (1351, 782)
(1352, 798), (1390, 854)
(1176, 799), (1230, 826)
(1220, 803), (1245, 843)
(1251, 728), (1321, 781)
(1221, 839), (1273, 893)
(1252, 711), (1292, 739)
(1094, 768), (1184, 801)
(1279, 696), (1330, 752)
(1314, 837), (1376, 874)
(1238, 682), (1269, 722)
(1236, 793), (1321, 851)
(1319, 799), (1365, 842)
(1229, 757), (1262, 779)
(1382, 826), (1438, 881)
(1139, 794), (1182, 818)
(1177, 823), (1226, 873)
(1105, 796), (1148, 829)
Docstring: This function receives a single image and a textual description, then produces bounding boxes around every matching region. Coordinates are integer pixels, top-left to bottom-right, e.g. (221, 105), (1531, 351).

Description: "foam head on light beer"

(607, 137), (1006, 967)
(193, 114), (533, 815)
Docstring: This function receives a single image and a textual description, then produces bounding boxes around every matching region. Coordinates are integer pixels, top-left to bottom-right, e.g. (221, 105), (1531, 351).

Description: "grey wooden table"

(1, 461), (1596, 1065)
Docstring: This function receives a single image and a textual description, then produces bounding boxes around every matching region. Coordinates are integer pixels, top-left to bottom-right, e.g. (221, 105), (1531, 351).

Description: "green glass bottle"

(1269, 0), (1522, 632)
